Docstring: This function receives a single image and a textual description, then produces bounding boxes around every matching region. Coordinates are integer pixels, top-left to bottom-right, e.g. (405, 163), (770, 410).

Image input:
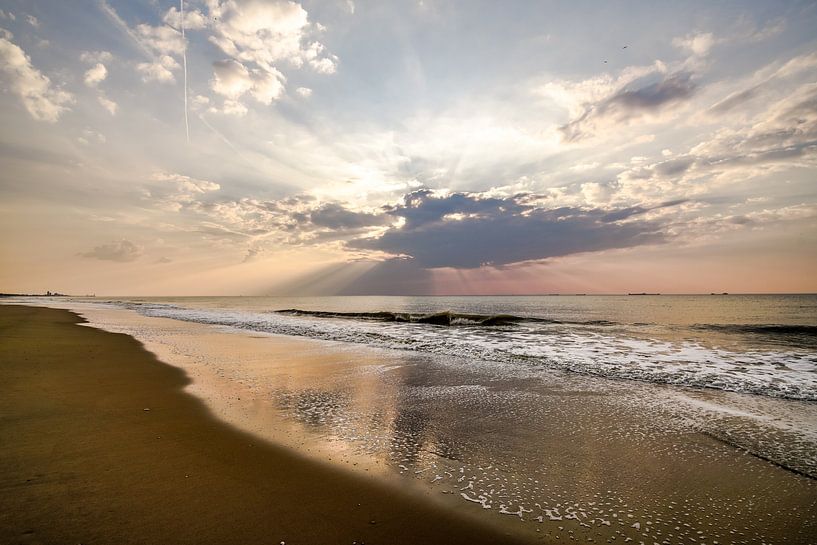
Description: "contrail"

(99, 0), (153, 58)
(196, 113), (252, 164)
(181, 0), (190, 143)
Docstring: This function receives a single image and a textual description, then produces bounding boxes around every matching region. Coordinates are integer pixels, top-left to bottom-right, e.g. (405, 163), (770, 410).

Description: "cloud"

(0, 31), (74, 123)
(136, 55), (180, 83)
(0, 31), (73, 121)
(607, 72), (696, 110)
(727, 204), (817, 227)
(295, 86), (312, 97)
(303, 41), (337, 74)
(310, 203), (391, 229)
(162, 6), (208, 30)
(80, 240), (142, 262)
(207, 0), (336, 74)
(147, 172), (221, 211)
(84, 62), (107, 87)
(211, 58), (285, 107)
(77, 127), (106, 146)
(708, 85), (761, 114)
(211, 59), (252, 98)
(707, 51), (817, 117)
(693, 86), (817, 162)
(80, 50), (112, 64)
(607, 80), (817, 207)
(243, 246), (263, 262)
(348, 190), (678, 268)
(217, 98), (248, 116)
(560, 72), (697, 141)
(25, 15), (39, 28)
(135, 23), (185, 56)
(98, 94), (118, 115)
(673, 32), (715, 56)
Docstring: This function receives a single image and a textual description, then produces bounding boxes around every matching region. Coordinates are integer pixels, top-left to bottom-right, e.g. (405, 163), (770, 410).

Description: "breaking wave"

(112, 303), (817, 402)
(275, 309), (615, 327)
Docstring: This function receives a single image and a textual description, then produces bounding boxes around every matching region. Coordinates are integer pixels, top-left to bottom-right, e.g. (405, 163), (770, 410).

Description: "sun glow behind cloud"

(0, 0), (815, 295)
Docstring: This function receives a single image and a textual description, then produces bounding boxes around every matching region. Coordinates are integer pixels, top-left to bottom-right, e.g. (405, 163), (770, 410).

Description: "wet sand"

(0, 305), (529, 545)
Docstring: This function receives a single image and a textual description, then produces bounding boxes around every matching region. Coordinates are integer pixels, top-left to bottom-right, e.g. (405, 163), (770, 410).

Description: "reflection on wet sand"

(48, 305), (817, 544)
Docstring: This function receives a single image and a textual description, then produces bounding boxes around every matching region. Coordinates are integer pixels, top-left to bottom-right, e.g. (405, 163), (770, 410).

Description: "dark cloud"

(243, 247), (262, 263)
(80, 239), (142, 262)
(653, 156), (696, 177)
(561, 72), (697, 141)
(310, 203), (390, 229)
(607, 72), (696, 111)
(348, 191), (678, 268)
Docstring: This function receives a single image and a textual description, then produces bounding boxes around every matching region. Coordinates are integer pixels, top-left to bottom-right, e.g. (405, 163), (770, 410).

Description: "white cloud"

(80, 50), (113, 64)
(580, 182), (616, 206)
(295, 86), (312, 97)
(136, 23), (185, 55)
(249, 67), (285, 104)
(25, 15), (39, 28)
(207, 0), (336, 74)
(0, 31), (73, 122)
(215, 98), (249, 116)
(673, 32), (715, 56)
(211, 58), (285, 108)
(146, 172), (221, 212)
(309, 56), (337, 74)
(303, 41), (337, 74)
(211, 59), (253, 98)
(191, 94), (210, 109)
(192, 94), (210, 108)
(0, 10), (16, 21)
(151, 172), (221, 194)
(98, 94), (118, 115)
(136, 55), (180, 83)
(163, 6), (208, 30)
(84, 62), (107, 87)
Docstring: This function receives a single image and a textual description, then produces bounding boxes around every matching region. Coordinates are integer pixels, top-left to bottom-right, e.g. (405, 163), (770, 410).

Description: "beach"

(0, 305), (529, 545)
(2, 298), (817, 544)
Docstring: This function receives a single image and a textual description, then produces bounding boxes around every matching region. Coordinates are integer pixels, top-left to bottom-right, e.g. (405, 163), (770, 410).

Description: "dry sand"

(0, 305), (530, 545)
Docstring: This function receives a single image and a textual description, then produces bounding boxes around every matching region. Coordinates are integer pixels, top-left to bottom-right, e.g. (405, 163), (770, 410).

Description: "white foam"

(94, 300), (817, 402)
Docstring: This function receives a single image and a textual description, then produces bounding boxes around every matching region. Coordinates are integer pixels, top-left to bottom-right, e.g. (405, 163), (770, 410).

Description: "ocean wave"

(693, 323), (817, 336)
(275, 309), (532, 326)
(120, 303), (817, 403)
(275, 308), (618, 327)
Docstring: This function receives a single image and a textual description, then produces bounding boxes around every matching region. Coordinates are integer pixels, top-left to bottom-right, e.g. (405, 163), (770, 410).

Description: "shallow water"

(84, 294), (817, 401)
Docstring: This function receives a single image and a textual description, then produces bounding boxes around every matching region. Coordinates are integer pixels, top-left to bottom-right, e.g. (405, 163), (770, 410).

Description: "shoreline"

(0, 305), (530, 545)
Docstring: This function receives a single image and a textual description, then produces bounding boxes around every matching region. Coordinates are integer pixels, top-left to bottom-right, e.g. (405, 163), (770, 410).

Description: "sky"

(0, 0), (816, 295)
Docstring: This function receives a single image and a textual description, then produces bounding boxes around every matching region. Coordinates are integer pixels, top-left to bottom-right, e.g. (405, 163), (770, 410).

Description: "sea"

(88, 293), (817, 401)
